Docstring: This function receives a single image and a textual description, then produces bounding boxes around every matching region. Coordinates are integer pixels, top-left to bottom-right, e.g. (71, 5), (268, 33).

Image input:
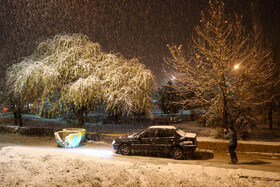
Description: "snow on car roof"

(148, 126), (176, 129)
(185, 133), (197, 138)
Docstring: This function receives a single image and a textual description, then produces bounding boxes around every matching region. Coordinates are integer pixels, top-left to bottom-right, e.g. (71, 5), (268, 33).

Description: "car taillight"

(193, 138), (197, 145)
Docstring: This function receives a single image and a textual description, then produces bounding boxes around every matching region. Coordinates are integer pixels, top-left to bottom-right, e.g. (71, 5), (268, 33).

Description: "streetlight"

(234, 64), (240, 70)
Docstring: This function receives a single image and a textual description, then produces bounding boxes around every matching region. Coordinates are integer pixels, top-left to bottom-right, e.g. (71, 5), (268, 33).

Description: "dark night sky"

(1, 0), (280, 86)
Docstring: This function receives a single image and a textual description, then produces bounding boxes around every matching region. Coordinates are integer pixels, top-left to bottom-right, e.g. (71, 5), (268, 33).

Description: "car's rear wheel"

(171, 146), (184, 159)
(119, 143), (131, 155)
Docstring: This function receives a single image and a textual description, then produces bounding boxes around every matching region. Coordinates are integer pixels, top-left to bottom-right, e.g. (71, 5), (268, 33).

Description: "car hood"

(115, 133), (137, 140)
(127, 133), (138, 138)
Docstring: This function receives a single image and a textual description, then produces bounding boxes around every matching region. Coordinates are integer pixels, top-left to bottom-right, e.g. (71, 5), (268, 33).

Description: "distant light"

(3, 107), (8, 112)
(234, 64), (239, 70)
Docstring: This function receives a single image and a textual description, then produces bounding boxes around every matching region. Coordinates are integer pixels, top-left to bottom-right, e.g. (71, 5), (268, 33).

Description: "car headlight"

(111, 140), (115, 145)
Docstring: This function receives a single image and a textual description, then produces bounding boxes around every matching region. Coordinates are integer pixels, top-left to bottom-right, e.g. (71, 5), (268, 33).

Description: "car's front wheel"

(119, 143), (131, 155)
(171, 146), (184, 159)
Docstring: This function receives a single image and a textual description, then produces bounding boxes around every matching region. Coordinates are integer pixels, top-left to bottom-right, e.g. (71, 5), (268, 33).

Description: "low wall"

(197, 141), (280, 154)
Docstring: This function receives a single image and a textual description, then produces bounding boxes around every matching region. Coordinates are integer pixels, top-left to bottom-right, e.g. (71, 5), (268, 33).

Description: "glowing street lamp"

(234, 64), (240, 70)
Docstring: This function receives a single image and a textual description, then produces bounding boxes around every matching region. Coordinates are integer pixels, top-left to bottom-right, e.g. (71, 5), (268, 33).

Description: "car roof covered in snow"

(148, 126), (176, 129)
(185, 133), (197, 138)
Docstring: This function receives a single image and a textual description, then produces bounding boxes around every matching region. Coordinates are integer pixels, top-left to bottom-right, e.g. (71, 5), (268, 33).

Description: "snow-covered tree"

(7, 34), (154, 127)
(166, 0), (251, 129)
(158, 80), (182, 114)
(103, 55), (154, 119)
(235, 29), (280, 130)
(166, 0), (279, 137)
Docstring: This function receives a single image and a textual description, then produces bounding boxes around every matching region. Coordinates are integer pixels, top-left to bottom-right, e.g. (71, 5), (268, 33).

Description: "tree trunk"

(222, 93), (228, 128)
(13, 111), (18, 126)
(13, 105), (23, 127)
(114, 114), (119, 125)
(221, 74), (228, 128)
(223, 106), (228, 128)
(17, 107), (23, 127)
(263, 109), (267, 124)
(278, 110), (280, 126)
(76, 107), (85, 128)
(268, 108), (273, 130)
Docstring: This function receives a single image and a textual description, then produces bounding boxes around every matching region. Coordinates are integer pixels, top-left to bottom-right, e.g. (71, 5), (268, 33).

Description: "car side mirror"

(138, 135), (142, 141)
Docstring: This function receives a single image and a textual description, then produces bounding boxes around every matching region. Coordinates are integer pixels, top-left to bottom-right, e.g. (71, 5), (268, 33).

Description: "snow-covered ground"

(0, 146), (279, 187)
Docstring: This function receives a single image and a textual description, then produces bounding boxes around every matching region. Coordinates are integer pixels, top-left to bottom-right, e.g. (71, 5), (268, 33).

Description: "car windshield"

(132, 132), (142, 136)
(176, 129), (186, 137)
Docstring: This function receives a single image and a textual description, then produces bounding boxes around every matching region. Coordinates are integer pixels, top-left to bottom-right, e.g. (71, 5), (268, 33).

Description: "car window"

(156, 129), (174, 137)
(176, 129), (185, 137)
(141, 129), (156, 138)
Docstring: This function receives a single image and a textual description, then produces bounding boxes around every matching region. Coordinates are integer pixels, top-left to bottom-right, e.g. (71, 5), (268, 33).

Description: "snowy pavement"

(0, 146), (279, 187)
(0, 144), (280, 187)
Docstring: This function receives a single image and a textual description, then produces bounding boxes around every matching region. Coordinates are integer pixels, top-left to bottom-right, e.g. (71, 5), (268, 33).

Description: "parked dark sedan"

(112, 126), (197, 159)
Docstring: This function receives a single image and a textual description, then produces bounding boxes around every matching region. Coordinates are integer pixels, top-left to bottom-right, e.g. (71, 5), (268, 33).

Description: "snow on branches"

(7, 34), (154, 124)
(165, 0), (277, 136)
(166, 0), (251, 129)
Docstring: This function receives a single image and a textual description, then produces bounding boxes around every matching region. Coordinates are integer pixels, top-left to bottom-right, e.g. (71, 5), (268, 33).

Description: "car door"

(134, 128), (156, 153)
(153, 129), (175, 154)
